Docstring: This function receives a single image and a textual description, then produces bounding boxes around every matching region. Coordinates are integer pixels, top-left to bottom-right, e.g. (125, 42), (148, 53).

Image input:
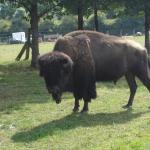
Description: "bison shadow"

(12, 109), (150, 143)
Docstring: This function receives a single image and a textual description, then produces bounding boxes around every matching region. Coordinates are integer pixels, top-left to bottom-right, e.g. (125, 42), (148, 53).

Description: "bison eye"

(61, 58), (68, 64)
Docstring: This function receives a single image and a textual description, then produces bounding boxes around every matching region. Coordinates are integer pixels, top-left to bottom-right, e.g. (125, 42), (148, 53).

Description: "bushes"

(85, 12), (106, 31)
(39, 15), (78, 35)
(39, 20), (56, 33)
(56, 15), (78, 34)
(0, 19), (12, 32)
(0, 8), (144, 36)
(54, 13), (144, 36)
(112, 16), (144, 35)
(85, 12), (144, 35)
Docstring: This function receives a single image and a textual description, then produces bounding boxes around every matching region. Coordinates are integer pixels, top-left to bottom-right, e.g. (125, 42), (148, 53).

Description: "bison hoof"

(73, 108), (79, 112)
(122, 104), (132, 109)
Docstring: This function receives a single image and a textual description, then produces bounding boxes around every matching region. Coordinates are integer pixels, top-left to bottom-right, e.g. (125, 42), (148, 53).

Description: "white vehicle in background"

(10, 32), (26, 44)
(135, 32), (142, 36)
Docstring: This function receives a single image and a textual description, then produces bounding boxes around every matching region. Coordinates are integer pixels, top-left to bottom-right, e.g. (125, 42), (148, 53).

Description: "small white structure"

(12, 32), (26, 42)
(135, 32), (142, 36)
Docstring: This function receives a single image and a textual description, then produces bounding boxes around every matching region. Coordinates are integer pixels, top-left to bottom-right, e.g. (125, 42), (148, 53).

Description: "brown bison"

(38, 30), (150, 112)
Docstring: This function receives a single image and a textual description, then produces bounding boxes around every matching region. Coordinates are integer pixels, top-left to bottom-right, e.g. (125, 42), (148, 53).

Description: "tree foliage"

(0, 0), (62, 68)
(119, 0), (150, 51)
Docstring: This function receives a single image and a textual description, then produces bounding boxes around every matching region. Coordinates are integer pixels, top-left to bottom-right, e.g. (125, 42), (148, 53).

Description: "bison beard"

(38, 30), (150, 112)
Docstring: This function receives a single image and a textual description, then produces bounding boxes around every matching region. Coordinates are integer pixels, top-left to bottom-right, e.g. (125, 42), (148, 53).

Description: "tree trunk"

(30, 3), (39, 68)
(144, 1), (150, 54)
(77, 2), (83, 30)
(94, 0), (99, 31)
(15, 42), (28, 61)
(15, 29), (31, 61)
(25, 28), (31, 60)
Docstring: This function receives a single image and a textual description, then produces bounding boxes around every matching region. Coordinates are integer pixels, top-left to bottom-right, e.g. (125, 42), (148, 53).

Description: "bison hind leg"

(135, 68), (150, 108)
(137, 73), (150, 92)
(123, 73), (137, 109)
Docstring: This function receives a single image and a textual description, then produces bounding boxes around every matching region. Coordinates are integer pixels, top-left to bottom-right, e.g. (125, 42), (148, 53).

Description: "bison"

(38, 30), (150, 112)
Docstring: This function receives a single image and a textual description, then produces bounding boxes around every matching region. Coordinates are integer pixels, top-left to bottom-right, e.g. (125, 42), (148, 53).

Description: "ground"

(0, 36), (150, 150)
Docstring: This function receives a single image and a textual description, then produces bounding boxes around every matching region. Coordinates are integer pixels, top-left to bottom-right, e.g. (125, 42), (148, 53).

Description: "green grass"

(0, 37), (150, 150)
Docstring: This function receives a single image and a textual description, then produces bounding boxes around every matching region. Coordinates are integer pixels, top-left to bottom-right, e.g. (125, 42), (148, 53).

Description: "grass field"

(0, 36), (150, 150)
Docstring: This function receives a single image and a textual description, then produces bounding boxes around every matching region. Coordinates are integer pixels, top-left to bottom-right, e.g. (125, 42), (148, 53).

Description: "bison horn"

(62, 58), (73, 73)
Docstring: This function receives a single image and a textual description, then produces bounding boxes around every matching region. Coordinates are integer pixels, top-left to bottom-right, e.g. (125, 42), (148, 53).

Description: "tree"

(144, 0), (150, 52)
(116, 0), (150, 52)
(61, 0), (90, 30)
(93, 0), (99, 31)
(86, 12), (106, 32)
(86, 0), (99, 31)
(87, 0), (117, 31)
(77, 0), (84, 30)
(1, 0), (60, 68)
(0, 4), (29, 33)
(63, 0), (107, 31)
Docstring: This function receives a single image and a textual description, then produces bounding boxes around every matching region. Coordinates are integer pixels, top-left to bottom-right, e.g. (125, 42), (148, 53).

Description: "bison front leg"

(123, 74), (137, 108)
(73, 98), (80, 112)
(81, 100), (89, 113)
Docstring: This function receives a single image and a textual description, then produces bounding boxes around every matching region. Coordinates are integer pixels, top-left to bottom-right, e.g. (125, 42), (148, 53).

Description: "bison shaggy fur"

(38, 30), (150, 112)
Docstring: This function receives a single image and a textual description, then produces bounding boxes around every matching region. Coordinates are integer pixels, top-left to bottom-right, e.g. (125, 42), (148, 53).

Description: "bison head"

(38, 52), (73, 104)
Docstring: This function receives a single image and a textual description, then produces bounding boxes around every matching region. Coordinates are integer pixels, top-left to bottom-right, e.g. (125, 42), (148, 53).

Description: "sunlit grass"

(123, 35), (145, 46)
(0, 36), (150, 150)
(0, 42), (54, 64)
